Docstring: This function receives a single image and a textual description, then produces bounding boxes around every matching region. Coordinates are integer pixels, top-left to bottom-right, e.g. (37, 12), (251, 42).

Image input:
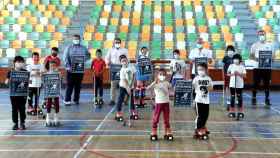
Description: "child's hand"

(4, 79), (9, 85)
(126, 88), (131, 95)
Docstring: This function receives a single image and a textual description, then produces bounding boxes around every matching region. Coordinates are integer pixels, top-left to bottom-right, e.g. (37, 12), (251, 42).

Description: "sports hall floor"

(0, 89), (279, 158)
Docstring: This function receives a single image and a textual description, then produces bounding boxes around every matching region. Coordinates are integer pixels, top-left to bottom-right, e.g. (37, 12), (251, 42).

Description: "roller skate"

(228, 107), (236, 118)
(236, 107), (244, 121)
(150, 128), (158, 141)
(12, 124), (19, 130)
(42, 101), (47, 109)
(251, 98), (257, 107)
(98, 99), (104, 106)
(130, 110), (139, 120)
(36, 107), (44, 116)
(27, 106), (35, 115)
(115, 112), (124, 122)
(203, 127), (210, 135)
(193, 128), (209, 140)
(265, 99), (271, 109)
(53, 114), (60, 127)
(164, 128), (174, 141)
(20, 123), (26, 130)
(45, 114), (53, 127)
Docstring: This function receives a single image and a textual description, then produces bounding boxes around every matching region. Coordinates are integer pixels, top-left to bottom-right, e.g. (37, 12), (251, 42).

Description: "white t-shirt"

(26, 63), (44, 87)
(170, 59), (186, 74)
(250, 41), (275, 68)
(105, 47), (128, 65)
(189, 48), (213, 74)
(227, 64), (246, 88)
(119, 64), (136, 89)
(151, 81), (172, 104)
(192, 75), (213, 104)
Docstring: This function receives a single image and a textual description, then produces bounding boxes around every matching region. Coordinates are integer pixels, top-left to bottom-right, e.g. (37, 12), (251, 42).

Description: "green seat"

(0, 24), (9, 32)
(151, 49), (161, 59)
(50, 0), (59, 5)
(92, 41), (102, 49)
(19, 48), (30, 58)
(241, 49), (249, 60)
(268, 19), (277, 26)
(5, 32), (17, 41)
(196, 12), (204, 19)
(23, 24), (33, 33)
(226, 12), (235, 18)
(129, 33), (138, 40)
(143, 18), (151, 25)
(97, 26), (106, 33)
(57, 5), (66, 12)
(36, 40), (47, 48)
(220, 19), (228, 25)
(34, 11), (42, 18)
(131, 25), (140, 33)
(42, 0), (50, 5)
(65, 11), (74, 18)
(111, 12), (120, 18)
(51, 18), (60, 25)
(184, 5), (193, 11)
(67, 5), (77, 13)
(41, 49), (51, 57)
(118, 32), (127, 41)
(231, 26), (241, 34)
(196, 18), (206, 26)
(40, 32), (51, 41)
(188, 33), (197, 42)
(176, 26), (184, 32)
(255, 11), (264, 19)
(29, 32), (39, 40)
(209, 26), (219, 33)
(27, 4), (36, 13)
(213, 0), (222, 5)
(115, 0), (123, 5)
(0, 40), (9, 49)
(4, 16), (16, 24)
(261, 6), (270, 12)
(81, 41), (89, 48)
(108, 25), (117, 32)
(57, 26), (67, 33)
(212, 41), (224, 49)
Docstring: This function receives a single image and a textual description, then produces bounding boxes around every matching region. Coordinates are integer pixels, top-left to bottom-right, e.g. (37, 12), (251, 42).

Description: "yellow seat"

(216, 50), (225, 59)
(53, 32), (63, 41)
(164, 5), (172, 12)
(177, 33), (185, 41)
(104, 40), (113, 49)
(212, 34), (221, 42)
(110, 18), (119, 25)
(128, 49), (136, 59)
(29, 17), (38, 25)
(259, 0), (267, 6)
(25, 40), (34, 49)
(31, 48), (41, 54)
(96, 0), (104, 5)
(186, 19), (194, 26)
(85, 25), (94, 33)
(183, 0), (191, 5)
(55, 11), (63, 18)
(35, 24), (44, 32)
(17, 17), (26, 25)
(44, 11), (52, 18)
(89, 48), (96, 58)
(165, 41), (173, 49)
(154, 5), (161, 12)
(142, 26), (150, 33)
(12, 0), (20, 5)
(22, 10), (32, 18)
(1, 10), (9, 17)
(265, 11), (274, 19)
(83, 32), (92, 41)
(113, 5), (122, 12)
(12, 40), (21, 49)
(221, 25), (230, 33)
(61, 0), (69, 6)
(124, 0), (133, 5)
(50, 40), (58, 47)
(128, 41), (137, 49)
(38, 4), (46, 12)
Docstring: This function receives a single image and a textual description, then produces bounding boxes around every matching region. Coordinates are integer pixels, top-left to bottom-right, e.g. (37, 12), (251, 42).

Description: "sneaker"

(109, 100), (115, 106)
(73, 101), (79, 105)
(265, 99), (271, 106)
(251, 98), (257, 106)
(63, 100), (71, 106)
(20, 123), (26, 130)
(12, 124), (18, 130)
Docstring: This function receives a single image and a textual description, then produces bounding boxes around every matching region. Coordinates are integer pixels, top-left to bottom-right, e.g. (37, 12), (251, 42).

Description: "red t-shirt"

(91, 58), (106, 77)
(44, 55), (61, 67)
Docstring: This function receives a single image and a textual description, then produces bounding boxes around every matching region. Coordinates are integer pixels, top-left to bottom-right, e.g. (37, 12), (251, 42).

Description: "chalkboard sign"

(71, 55), (85, 73)
(136, 57), (152, 76)
(110, 64), (122, 81)
(42, 73), (61, 98)
(195, 57), (208, 74)
(9, 71), (30, 96)
(174, 80), (192, 107)
(259, 51), (272, 69)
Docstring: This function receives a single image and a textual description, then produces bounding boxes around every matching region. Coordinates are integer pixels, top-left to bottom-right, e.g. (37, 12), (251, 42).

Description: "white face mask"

(158, 75), (165, 81)
(233, 59), (240, 64)
(174, 54), (179, 59)
(73, 39), (80, 45)
(197, 70), (206, 76)
(121, 61), (128, 67)
(115, 43), (121, 49)
(259, 35), (265, 42)
(15, 62), (24, 69)
(197, 44), (203, 49)
(228, 50), (234, 57)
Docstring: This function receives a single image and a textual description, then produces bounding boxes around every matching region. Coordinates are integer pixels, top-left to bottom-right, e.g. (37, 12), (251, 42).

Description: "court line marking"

(73, 106), (115, 158)
(0, 148), (279, 156)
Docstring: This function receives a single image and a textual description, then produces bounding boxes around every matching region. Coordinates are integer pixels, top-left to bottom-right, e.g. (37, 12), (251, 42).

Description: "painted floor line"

(0, 148), (279, 155)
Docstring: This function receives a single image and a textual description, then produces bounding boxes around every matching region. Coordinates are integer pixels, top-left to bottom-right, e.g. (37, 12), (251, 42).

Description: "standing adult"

(63, 34), (90, 106)
(105, 38), (128, 106)
(250, 30), (275, 107)
(189, 38), (213, 79)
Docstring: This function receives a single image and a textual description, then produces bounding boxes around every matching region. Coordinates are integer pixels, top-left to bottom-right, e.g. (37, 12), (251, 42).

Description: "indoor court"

(0, 0), (280, 158)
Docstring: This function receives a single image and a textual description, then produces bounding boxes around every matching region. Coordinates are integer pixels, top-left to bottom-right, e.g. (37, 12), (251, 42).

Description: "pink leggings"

(152, 103), (170, 129)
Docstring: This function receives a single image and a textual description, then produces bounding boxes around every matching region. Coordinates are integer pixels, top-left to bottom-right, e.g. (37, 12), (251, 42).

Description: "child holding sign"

(227, 54), (246, 120)
(147, 69), (173, 141)
(44, 60), (61, 126)
(115, 55), (138, 121)
(170, 49), (186, 87)
(135, 47), (151, 108)
(91, 49), (106, 107)
(5, 56), (28, 130)
(192, 63), (213, 140)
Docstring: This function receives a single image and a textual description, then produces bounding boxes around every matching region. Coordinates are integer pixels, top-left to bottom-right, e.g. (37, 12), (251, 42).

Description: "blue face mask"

(197, 44), (203, 49)
(73, 39), (80, 45)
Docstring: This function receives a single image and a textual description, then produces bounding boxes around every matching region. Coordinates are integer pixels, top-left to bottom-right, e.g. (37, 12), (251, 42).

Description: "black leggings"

(28, 87), (40, 109)
(230, 88), (243, 108)
(195, 103), (209, 129)
(252, 69), (271, 100)
(94, 77), (103, 98)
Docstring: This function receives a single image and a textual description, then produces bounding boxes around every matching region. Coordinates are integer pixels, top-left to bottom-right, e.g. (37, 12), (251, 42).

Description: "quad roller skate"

(27, 106), (35, 115)
(228, 107), (236, 118)
(237, 112), (244, 121)
(130, 111), (139, 120)
(193, 128), (209, 140)
(164, 128), (174, 141)
(150, 128), (158, 141)
(115, 112), (124, 122)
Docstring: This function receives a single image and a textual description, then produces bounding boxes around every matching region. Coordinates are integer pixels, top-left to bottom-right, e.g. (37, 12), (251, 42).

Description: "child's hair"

(96, 49), (102, 54)
(197, 62), (208, 70)
(51, 47), (59, 52)
(226, 45), (235, 52)
(173, 49), (180, 55)
(119, 54), (127, 62)
(32, 52), (39, 57)
(158, 68), (166, 75)
(114, 37), (121, 43)
(13, 56), (24, 63)
(141, 46), (147, 51)
(232, 53), (242, 62)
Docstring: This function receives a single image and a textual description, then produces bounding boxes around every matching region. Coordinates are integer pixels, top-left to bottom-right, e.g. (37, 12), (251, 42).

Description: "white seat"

(104, 5), (112, 12)
(249, 0), (256, 6)
(12, 24), (21, 32)
(185, 11), (193, 19)
(121, 18), (129, 26)
(187, 26), (195, 33)
(208, 19), (217, 26)
(153, 25), (161, 33)
(100, 18), (108, 26)
(200, 33), (209, 41)
(194, 5), (202, 12)
(235, 33), (244, 42)
(22, 0), (30, 6)
(40, 17), (48, 25)
(225, 5), (233, 12)
(18, 32), (27, 41)
(258, 18), (267, 27)
(165, 33), (173, 41)
(12, 10), (20, 18)
(177, 41), (185, 50)
(154, 11), (161, 19)
(106, 33), (115, 40)
(6, 48), (16, 58)
(7, 4), (15, 12)
(229, 18), (238, 27)
(72, 0), (79, 6)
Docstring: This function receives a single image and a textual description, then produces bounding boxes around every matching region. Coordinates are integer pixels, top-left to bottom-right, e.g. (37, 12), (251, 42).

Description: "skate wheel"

(31, 111), (35, 116)
(150, 135), (157, 141)
(164, 135), (174, 141)
(202, 135), (208, 140)
(134, 115), (139, 120)
(119, 117), (123, 122)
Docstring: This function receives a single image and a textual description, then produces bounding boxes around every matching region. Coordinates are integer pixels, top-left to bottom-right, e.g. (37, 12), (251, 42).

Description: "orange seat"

(22, 10), (31, 18)
(47, 24), (55, 32)
(175, 19), (183, 26)
(122, 11), (130, 18)
(165, 26), (173, 33)
(48, 5), (56, 12)
(32, 0), (40, 5)
(0, 32), (3, 40)
(120, 26), (128, 33)
(250, 5), (260, 13)
(164, 5), (172, 12)
(55, 11), (63, 18)
(263, 25), (271, 33)
(141, 33), (150, 41)
(29, 17), (38, 25)
(224, 33), (233, 42)
(180, 50), (187, 59)
(198, 26), (207, 33)
(101, 11), (109, 18)
(113, 5), (122, 12)
(85, 25), (95, 33)
(0, 17), (4, 25)
(95, 33), (103, 41)
(154, 18), (161, 25)
(96, 0), (103, 5)
(132, 18), (140, 25)
(144, 0), (151, 5)
(61, 17), (70, 26)
(53, 32), (63, 41)
(203, 42), (211, 49)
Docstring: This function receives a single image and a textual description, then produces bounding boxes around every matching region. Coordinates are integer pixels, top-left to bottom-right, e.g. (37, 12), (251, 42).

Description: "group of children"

(5, 47), (61, 130)
(6, 46), (246, 141)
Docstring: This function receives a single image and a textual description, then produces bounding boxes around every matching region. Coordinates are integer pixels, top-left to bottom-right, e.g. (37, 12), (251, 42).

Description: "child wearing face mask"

(227, 54), (246, 120)
(222, 45), (235, 109)
(135, 47), (151, 108)
(192, 63), (213, 139)
(147, 69), (173, 141)
(91, 49), (106, 107)
(170, 49), (186, 87)
(5, 56), (28, 130)
(115, 55), (138, 121)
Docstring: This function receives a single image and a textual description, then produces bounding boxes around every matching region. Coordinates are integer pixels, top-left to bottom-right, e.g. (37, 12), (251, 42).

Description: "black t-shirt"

(222, 56), (232, 74)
